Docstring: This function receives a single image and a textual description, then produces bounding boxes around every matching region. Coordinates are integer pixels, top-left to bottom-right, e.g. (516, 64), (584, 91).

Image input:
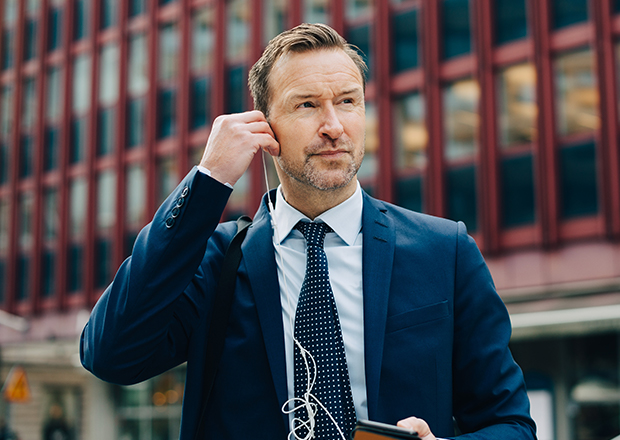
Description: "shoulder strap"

(194, 215), (253, 440)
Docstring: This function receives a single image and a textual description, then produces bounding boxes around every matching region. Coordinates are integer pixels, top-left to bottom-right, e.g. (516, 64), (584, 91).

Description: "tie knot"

(295, 221), (333, 248)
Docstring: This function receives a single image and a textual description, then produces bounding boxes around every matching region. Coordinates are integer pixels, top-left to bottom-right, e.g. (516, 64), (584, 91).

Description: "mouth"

(312, 150), (349, 158)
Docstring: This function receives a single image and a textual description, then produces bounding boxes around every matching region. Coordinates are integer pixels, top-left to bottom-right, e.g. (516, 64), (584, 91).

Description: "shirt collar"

(272, 182), (363, 246)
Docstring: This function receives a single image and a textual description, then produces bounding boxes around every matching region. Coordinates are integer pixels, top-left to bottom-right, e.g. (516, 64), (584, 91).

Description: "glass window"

(46, 67), (63, 122)
(69, 177), (88, 239)
(0, 198), (8, 251)
(99, 43), (120, 106)
(97, 170), (116, 232)
(555, 49), (599, 138)
(191, 7), (215, 129)
(0, 144), (7, 183)
(126, 164), (146, 228)
(444, 78), (479, 231)
(44, 127), (60, 171)
(98, 107), (115, 156)
(70, 117), (88, 163)
(46, 67), (63, 171)
(1, 86), (13, 142)
(159, 23), (180, 82)
(157, 89), (176, 139)
(443, 78), (480, 161)
(74, 0), (90, 41)
(191, 8), (215, 74)
(22, 77), (37, 130)
(552, 0), (588, 30)
(191, 77), (210, 129)
(346, 0), (372, 20)
(2, 29), (14, 70)
(225, 65), (246, 114)
(101, 0), (118, 29)
(560, 141), (598, 219)
(24, 0), (40, 61)
(42, 250), (56, 297)
(358, 101), (378, 191)
(392, 8), (419, 73)
(125, 163), (146, 256)
(0, 259), (4, 303)
(47, 1), (63, 52)
(67, 243), (83, 292)
(44, 188), (59, 241)
(615, 0), (620, 13)
(17, 255), (30, 300)
(446, 165), (477, 230)
(156, 156), (178, 205)
(95, 236), (113, 288)
(226, 0), (249, 61)
(442, 0), (471, 59)
(19, 192), (34, 249)
(129, 0), (147, 17)
(394, 93), (427, 212)
(20, 136), (34, 178)
(346, 23), (372, 80)
(494, 0), (528, 45)
(264, 0), (288, 44)
(128, 33), (149, 96)
(497, 63), (537, 148)
(127, 97), (146, 147)
(23, 17), (38, 61)
(4, 0), (17, 24)
(304, 0), (328, 25)
(501, 154), (536, 227)
(72, 54), (92, 113)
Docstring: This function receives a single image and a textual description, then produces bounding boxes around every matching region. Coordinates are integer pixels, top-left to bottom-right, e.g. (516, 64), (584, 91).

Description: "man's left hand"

(397, 417), (437, 440)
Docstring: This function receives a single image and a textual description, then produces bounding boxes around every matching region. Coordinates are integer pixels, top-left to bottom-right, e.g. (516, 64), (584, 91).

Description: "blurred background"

(0, 0), (618, 438)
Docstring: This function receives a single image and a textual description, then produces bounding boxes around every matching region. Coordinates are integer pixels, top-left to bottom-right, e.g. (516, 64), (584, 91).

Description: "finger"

(245, 121), (276, 137)
(236, 109), (268, 123)
(255, 133), (280, 156)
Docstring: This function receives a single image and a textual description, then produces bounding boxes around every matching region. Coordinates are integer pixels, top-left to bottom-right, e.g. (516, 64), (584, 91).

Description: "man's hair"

(248, 23), (368, 117)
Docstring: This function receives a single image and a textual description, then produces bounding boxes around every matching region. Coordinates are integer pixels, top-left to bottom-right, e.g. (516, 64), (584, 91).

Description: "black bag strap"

(194, 215), (253, 440)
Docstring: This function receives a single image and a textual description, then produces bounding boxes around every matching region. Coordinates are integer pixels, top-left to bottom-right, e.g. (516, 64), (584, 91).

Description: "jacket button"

(171, 206), (180, 218)
(165, 217), (175, 228)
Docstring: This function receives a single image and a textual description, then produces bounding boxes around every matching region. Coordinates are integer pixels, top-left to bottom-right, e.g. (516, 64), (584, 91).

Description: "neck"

(280, 179), (358, 220)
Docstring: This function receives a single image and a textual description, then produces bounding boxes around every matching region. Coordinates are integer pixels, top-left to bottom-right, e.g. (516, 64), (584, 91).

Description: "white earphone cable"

(262, 150), (347, 440)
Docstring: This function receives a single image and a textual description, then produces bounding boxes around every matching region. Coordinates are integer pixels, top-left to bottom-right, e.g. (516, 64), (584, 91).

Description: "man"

(81, 23), (536, 440)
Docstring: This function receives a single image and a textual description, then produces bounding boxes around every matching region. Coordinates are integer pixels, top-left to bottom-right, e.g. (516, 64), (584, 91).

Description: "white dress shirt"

(270, 182), (368, 423)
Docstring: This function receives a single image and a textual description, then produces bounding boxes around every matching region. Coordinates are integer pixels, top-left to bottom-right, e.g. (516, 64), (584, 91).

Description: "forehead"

(268, 49), (364, 100)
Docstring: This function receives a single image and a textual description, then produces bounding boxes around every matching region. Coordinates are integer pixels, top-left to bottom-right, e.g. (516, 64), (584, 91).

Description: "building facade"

(0, 0), (619, 439)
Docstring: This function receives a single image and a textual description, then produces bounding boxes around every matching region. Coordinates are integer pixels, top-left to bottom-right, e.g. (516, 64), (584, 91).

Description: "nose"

(320, 104), (344, 140)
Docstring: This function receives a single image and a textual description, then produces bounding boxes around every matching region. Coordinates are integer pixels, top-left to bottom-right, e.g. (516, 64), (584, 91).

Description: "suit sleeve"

(450, 222), (537, 439)
(80, 167), (234, 385)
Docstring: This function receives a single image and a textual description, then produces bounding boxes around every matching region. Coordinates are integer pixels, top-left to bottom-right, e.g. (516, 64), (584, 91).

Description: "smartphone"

(351, 420), (422, 440)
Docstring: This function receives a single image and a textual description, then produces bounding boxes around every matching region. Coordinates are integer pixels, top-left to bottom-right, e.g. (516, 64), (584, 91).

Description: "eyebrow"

(288, 88), (363, 102)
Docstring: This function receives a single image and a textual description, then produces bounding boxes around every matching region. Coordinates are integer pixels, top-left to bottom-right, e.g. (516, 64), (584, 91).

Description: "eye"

(299, 102), (315, 109)
(341, 98), (354, 104)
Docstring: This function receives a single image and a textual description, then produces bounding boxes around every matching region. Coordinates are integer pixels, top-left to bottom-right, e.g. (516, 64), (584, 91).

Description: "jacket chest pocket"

(385, 300), (449, 334)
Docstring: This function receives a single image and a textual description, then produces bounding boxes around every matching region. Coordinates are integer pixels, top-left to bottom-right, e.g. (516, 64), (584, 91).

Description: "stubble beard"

(276, 140), (365, 191)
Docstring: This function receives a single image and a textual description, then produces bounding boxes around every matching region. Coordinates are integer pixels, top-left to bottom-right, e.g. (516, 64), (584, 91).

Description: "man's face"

(266, 48), (365, 193)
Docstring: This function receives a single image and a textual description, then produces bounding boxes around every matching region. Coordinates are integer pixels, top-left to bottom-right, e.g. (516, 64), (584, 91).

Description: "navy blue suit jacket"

(81, 167), (536, 439)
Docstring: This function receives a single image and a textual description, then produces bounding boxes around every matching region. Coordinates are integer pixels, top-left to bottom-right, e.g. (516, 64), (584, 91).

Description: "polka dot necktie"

(293, 221), (357, 439)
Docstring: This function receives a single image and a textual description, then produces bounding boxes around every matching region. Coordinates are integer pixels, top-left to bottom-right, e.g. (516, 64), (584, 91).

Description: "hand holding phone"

(351, 420), (422, 440)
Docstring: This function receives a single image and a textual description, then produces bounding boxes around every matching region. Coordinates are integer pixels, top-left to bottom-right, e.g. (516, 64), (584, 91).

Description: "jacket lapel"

(361, 193), (395, 419)
(242, 193), (290, 430)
